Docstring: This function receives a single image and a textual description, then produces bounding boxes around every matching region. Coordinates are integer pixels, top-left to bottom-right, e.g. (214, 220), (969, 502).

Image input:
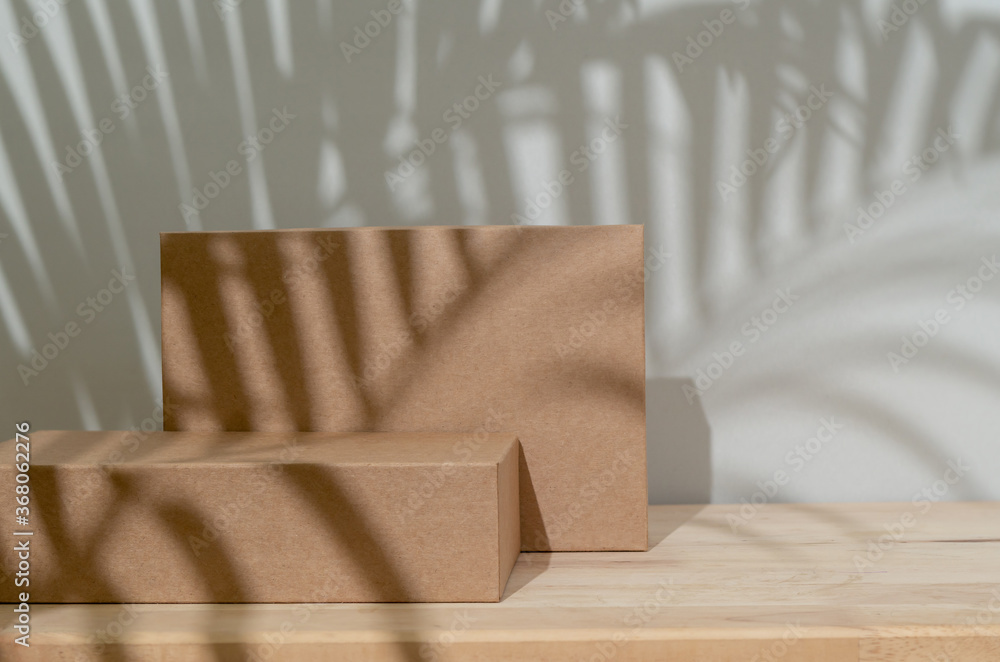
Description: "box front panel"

(0, 462), (500, 603)
(162, 226), (646, 550)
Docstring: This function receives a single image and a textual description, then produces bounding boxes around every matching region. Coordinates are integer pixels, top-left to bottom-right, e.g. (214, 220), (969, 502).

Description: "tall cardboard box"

(161, 225), (647, 551)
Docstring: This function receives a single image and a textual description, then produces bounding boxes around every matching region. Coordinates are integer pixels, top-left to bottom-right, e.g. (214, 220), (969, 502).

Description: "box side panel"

(497, 438), (520, 598)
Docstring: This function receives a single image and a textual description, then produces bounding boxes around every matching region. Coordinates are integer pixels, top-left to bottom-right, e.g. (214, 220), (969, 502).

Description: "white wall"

(1, 0), (998, 505)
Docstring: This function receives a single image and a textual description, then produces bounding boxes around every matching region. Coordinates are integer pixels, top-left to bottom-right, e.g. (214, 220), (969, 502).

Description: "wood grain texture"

(3, 502), (999, 661)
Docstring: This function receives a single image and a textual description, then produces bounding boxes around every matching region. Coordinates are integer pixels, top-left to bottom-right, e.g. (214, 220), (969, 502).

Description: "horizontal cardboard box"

(161, 225), (647, 551)
(0, 430), (520, 603)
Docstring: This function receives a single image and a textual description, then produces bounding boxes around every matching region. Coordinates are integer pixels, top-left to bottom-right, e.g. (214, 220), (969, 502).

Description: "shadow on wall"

(2, 0), (1000, 443)
(646, 377), (712, 505)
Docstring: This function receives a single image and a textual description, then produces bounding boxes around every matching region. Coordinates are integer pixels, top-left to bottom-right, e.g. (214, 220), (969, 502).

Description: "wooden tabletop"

(4, 502), (999, 661)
